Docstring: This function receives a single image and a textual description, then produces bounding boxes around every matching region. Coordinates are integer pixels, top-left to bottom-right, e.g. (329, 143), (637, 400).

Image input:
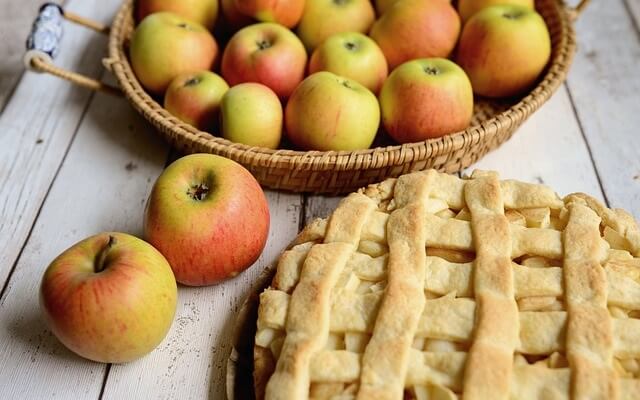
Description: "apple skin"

(220, 83), (283, 149)
(144, 154), (270, 286)
(309, 32), (388, 94)
(130, 12), (218, 95)
(221, 0), (254, 30)
(164, 71), (229, 132)
(379, 58), (474, 143)
(136, 0), (219, 30)
(234, 0), (305, 28)
(296, 0), (375, 51)
(40, 232), (177, 363)
(456, 5), (551, 98)
(457, 0), (533, 23)
(221, 23), (307, 99)
(285, 71), (380, 151)
(374, 0), (399, 15)
(369, 0), (460, 71)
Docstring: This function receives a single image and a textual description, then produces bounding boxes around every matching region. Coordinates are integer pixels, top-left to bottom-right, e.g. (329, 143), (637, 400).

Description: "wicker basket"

(27, 0), (588, 193)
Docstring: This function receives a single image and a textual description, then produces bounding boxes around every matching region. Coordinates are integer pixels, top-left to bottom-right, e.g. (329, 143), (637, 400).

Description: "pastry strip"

(357, 203), (427, 399)
(563, 202), (618, 399)
(462, 171), (519, 399)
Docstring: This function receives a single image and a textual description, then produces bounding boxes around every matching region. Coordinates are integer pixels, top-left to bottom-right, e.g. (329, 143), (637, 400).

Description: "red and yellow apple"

(309, 32), (388, 93)
(164, 71), (229, 132)
(457, 0), (534, 23)
(285, 71), (380, 151)
(296, 0), (375, 51)
(369, 0), (460, 70)
(136, 0), (219, 30)
(40, 232), (177, 363)
(234, 0), (305, 28)
(221, 23), (307, 98)
(379, 58), (473, 143)
(220, 83), (283, 149)
(144, 154), (270, 286)
(221, 0), (254, 30)
(130, 12), (218, 94)
(456, 4), (551, 98)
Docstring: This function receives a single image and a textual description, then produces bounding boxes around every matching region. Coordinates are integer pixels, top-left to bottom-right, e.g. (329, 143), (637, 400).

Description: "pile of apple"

(129, 0), (552, 151)
(39, 154), (270, 363)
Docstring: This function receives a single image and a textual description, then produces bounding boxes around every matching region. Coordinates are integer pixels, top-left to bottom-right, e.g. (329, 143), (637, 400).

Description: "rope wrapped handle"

(24, 2), (121, 96)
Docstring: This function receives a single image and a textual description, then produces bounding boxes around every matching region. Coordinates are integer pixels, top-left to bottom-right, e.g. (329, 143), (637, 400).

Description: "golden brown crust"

(252, 170), (640, 400)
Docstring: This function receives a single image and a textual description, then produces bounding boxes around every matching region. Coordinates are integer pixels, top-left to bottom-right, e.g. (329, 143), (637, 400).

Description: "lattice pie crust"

(254, 170), (640, 400)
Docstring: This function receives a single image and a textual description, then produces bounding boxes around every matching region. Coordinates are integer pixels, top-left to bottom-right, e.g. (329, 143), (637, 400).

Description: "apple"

(457, 0), (533, 23)
(221, 0), (254, 30)
(379, 58), (473, 143)
(164, 71), (229, 132)
(234, 0), (305, 28)
(221, 23), (307, 98)
(136, 0), (219, 30)
(369, 0), (460, 70)
(456, 4), (551, 98)
(130, 12), (218, 95)
(285, 71), (380, 151)
(374, 0), (399, 15)
(296, 0), (375, 51)
(144, 154), (270, 286)
(309, 32), (388, 94)
(220, 83), (283, 149)
(40, 232), (177, 363)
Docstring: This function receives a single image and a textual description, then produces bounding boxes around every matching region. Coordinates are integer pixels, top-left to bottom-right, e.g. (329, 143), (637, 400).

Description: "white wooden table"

(0, 0), (638, 398)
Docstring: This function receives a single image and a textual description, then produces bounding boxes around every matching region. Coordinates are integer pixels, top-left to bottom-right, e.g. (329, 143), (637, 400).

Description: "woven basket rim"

(106, 0), (576, 173)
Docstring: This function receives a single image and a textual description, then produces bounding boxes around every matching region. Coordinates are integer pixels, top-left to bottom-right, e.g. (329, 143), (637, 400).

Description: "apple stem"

(187, 183), (210, 201)
(94, 235), (116, 273)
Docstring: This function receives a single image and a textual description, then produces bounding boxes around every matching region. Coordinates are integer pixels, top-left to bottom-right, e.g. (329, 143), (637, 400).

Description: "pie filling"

(254, 170), (640, 399)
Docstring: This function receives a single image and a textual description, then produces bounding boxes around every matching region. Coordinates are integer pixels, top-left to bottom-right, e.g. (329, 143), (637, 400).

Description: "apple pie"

(253, 169), (640, 399)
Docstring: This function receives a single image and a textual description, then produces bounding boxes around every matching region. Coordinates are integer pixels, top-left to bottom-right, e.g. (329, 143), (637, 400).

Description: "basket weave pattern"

(106, 0), (576, 193)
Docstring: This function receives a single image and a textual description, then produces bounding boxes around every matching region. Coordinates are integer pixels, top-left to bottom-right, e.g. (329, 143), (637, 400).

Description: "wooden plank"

(565, 0), (640, 217)
(0, 0), (54, 110)
(624, 0), (640, 29)
(304, 195), (342, 225)
(470, 85), (604, 201)
(0, 86), (169, 398)
(0, 0), (118, 288)
(102, 191), (302, 399)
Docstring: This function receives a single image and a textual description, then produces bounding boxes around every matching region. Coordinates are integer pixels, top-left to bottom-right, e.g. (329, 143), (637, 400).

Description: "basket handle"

(24, 3), (121, 96)
(565, 0), (590, 22)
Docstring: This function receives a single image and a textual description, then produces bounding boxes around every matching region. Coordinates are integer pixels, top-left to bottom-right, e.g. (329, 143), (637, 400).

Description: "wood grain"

(470, 85), (604, 201)
(0, 0), (116, 289)
(565, 0), (640, 217)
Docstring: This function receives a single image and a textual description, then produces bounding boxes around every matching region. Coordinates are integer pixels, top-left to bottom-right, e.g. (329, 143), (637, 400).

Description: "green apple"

(296, 0), (375, 51)
(220, 83), (283, 149)
(164, 71), (229, 132)
(456, 4), (551, 98)
(457, 0), (534, 23)
(379, 58), (473, 143)
(130, 12), (218, 94)
(144, 154), (270, 286)
(309, 32), (388, 94)
(285, 71), (380, 151)
(40, 232), (177, 363)
(137, 0), (219, 30)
